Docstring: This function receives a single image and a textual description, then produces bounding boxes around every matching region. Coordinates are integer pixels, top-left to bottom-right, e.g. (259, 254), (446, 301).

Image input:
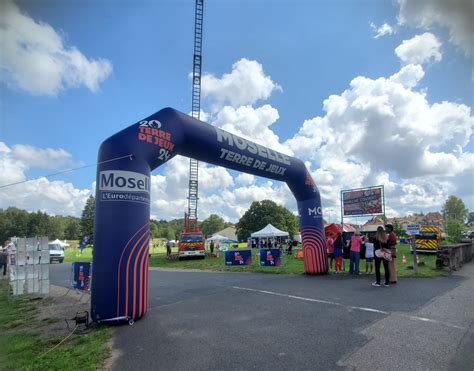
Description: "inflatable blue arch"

(91, 108), (327, 323)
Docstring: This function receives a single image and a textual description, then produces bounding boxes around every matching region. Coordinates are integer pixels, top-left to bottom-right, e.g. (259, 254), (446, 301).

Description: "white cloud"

(11, 144), (72, 170)
(149, 156), (235, 220)
(370, 22), (395, 38)
(389, 64), (425, 88)
(0, 142), (91, 216)
(211, 104), (292, 156)
(284, 62), (473, 219)
(398, 0), (473, 56)
(0, 0), (112, 96)
(235, 173), (256, 186)
(395, 33), (442, 64)
(201, 58), (281, 109)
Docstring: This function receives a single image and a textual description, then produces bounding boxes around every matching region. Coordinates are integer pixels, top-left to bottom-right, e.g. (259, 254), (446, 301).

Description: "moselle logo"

(99, 170), (150, 204)
(139, 120), (162, 129)
(99, 170), (150, 193)
(308, 206), (322, 216)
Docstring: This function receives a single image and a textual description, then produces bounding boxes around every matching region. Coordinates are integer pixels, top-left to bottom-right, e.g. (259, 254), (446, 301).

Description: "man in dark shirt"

(0, 248), (8, 277)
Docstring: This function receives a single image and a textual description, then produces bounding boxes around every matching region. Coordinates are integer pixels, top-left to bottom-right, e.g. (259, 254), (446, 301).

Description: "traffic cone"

(402, 255), (407, 264)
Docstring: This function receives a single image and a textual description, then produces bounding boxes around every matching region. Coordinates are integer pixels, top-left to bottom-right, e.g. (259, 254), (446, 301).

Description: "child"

(333, 232), (344, 273)
(326, 233), (335, 271)
(365, 239), (374, 274)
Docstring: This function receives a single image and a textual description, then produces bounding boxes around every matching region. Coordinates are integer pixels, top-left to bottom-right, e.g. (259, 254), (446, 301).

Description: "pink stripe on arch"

(116, 223), (149, 317)
(301, 227), (328, 274)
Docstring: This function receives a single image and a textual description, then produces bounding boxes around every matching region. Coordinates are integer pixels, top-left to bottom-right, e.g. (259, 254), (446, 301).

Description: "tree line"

(0, 197), (302, 244)
(0, 207), (82, 244)
(2, 195), (469, 244)
(0, 195), (235, 243)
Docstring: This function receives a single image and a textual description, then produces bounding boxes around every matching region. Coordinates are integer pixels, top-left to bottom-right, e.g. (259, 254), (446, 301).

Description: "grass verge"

(149, 244), (447, 278)
(0, 280), (112, 370)
(64, 247), (92, 263)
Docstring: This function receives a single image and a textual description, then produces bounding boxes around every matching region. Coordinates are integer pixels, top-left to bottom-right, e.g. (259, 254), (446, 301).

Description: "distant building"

(361, 216), (386, 232)
(387, 211), (444, 230)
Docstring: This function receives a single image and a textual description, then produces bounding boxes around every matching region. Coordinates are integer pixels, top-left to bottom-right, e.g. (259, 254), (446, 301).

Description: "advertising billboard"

(259, 248), (281, 267)
(225, 250), (252, 266)
(342, 186), (384, 216)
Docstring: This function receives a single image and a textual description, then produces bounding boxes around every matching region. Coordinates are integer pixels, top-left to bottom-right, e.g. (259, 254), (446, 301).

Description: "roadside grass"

(149, 250), (305, 274)
(64, 247), (92, 263)
(0, 280), (112, 370)
(67, 241), (445, 278)
(395, 244), (447, 278)
(149, 244), (447, 278)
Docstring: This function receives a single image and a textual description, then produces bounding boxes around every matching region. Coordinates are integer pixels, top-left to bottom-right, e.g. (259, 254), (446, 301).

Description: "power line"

(0, 153), (133, 189)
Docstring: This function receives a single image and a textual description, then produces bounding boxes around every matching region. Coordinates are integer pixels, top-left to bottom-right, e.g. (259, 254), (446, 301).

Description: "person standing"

(365, 238), (374, 275)
(349, 231), (363, 275)
(166, 240), (172, 256)
(333, 232), (344, 273)
(0, 248), (8, 277)
(372, 226), (390, 287)
(209, 240), (215, 255)
(326, 233), (335, 271)
(386, 224), (398, 284)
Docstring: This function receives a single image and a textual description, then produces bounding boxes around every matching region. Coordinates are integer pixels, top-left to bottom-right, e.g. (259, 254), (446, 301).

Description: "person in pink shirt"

(349, 231), (363, 275)
(326, 232), (335, 271)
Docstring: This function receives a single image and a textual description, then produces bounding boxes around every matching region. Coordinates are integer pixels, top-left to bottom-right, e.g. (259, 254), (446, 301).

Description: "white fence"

(8, 237), (50, 295)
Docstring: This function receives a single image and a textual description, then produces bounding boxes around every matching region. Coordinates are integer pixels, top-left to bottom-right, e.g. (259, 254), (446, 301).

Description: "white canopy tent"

(207, 234), (228, 241)
(251, 224), (289, 238)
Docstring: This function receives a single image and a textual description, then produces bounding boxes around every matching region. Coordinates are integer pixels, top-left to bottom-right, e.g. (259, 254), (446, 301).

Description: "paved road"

(50, 263), (474, 370)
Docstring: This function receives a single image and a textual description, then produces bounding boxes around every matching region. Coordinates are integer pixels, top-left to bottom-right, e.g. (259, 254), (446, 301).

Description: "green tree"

(236, 200), (298, 241)
(393, 220), (406, 237)
(64, 217), (82, 240)
(149, 220), (161, 239)
(200, 214), (226, 237)
(149, 218), (184, 240)
(81, 195), (95, 241)
(467, 211), (474, 224)
(0, 207), (29, 242)
(445, 218), (464, 243)
(48, 216), (65, 239)
(28, 211), (50, 237)
(441, 196), (469, 222)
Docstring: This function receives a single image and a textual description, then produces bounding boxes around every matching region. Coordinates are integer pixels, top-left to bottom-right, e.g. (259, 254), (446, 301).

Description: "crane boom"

(186, 0), (204, 232)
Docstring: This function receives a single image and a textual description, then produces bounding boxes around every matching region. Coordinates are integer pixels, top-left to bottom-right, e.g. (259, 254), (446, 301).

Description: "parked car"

(48, 243), (64, 263)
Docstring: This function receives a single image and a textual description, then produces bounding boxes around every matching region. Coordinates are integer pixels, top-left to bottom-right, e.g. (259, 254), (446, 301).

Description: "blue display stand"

(71, 262), (91, 291)
(259, 249), (281, 267)
(225, 249), (252, 266)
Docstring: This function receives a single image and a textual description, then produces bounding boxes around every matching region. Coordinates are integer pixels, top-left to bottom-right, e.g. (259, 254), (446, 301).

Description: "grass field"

(0, 280), (111, 370)
(65, 242), (446, 278)
(148, 244), (446, 278)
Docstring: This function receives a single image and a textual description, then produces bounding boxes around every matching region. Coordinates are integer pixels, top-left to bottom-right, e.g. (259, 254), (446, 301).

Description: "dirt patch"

(35, 285), (93, 337)
(104, 335), (123, 370)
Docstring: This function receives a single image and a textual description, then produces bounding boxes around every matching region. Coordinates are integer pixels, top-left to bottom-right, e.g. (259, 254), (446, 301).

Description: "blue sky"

(0, 0), (472, 223)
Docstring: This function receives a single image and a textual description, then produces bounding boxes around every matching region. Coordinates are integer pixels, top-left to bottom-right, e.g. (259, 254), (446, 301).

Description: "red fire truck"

(178, 213), (205, 260)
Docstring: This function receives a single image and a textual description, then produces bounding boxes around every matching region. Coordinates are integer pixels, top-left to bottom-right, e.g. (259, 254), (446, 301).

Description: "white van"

(48, 243), (64, 263)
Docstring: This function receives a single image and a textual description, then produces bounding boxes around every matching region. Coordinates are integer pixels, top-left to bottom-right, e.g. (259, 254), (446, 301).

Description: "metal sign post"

(406, 224), (420, 273)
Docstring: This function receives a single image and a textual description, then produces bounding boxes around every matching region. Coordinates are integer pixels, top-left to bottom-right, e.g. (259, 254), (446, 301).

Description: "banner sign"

(259, 248), (281, 267)
(225, 249), (252, 266)
(71, 262), (91, 291)
(342, 186), (383, 216)
(405, 224), (421, 235)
